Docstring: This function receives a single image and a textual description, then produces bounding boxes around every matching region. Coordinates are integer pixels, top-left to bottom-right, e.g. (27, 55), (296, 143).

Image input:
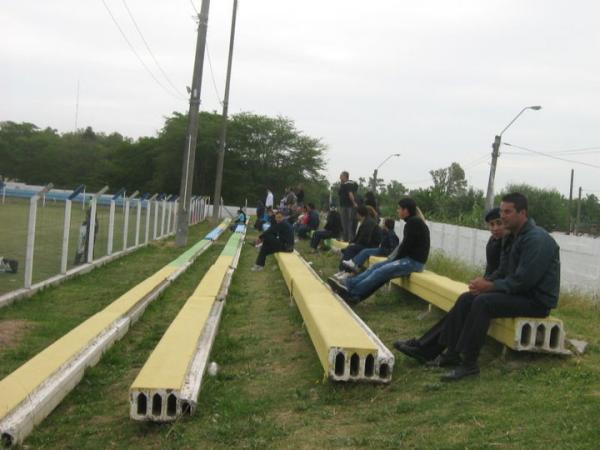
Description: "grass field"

(0, 225), (599, 448)
(0, 198), (171, 295)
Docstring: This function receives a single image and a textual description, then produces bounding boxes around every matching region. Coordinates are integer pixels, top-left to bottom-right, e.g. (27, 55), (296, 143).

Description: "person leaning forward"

(395, 192), (560, 382)
(251, 211), (294, 271)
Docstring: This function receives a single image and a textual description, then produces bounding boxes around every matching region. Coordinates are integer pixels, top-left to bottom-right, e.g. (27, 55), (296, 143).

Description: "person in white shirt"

(265, 188), (274, 209)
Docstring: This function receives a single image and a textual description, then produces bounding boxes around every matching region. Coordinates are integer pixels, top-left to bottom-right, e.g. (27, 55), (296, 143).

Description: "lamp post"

(371, 153), (401, 193)
(484, 105), (542, 211)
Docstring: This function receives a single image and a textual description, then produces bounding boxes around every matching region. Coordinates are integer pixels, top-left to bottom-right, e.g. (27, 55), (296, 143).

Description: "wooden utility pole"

(212, 0), (239, 221)
(176, 0), (211, 247)
(568, 169), (574, 234)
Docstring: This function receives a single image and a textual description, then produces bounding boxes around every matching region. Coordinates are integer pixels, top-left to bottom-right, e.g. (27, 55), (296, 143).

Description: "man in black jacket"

(251, 211), (294, 271)
(310, 208), (342, 251)
(393, 207), (508, 363)
(329, 198), (429, 303)
(397, 193), (561, 382)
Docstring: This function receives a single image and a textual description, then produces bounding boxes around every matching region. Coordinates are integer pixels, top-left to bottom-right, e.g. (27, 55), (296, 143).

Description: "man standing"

(265, 187), (274, 209)
(251, 211), (294, 271)
(396, 193), (560, 382)
(329, 197), (429, 303)
(338, 171), (358, 242)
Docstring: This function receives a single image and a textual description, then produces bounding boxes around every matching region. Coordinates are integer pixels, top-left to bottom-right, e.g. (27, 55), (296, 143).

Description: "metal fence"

(0, 182), (209, 304)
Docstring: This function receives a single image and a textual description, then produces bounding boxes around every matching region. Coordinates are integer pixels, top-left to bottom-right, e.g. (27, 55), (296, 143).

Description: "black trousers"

(416, 291), (550, 363)
(310, 230), (334, 249)
(256, 233), (292, 266)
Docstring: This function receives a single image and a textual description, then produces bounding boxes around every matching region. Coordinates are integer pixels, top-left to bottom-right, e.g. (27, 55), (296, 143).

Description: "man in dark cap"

(393, 194), (560, 382)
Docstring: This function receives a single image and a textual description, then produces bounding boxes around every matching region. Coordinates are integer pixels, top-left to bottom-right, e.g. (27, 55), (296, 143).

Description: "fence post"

(161, 198), (167, 237)
(24, 196), (38, 289)
(60, 199), (72, 274)
(107, 200), (115, 255)
(123, 199), (130, 250)
(135, 198), (141, 247)
(24, 183), (53, 288)
(166, 200), (173, 234)
(87, 186), (108, 264)
(146, 194), (157, 244)
(123, 190), (139, 250)
(153, 198), (159, 239)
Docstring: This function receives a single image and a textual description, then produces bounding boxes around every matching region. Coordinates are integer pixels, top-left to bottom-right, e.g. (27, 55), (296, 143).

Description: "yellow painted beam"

(367, 256), (567, 353)
(275, 252), (392, 382)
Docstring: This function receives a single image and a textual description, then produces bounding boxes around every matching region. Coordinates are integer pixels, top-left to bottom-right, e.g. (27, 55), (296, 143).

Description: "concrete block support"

(130, 226), (245, 421)
(0, 221), (231, 447)
(276, 252), (394, 383)
(367, 256), (570, 355)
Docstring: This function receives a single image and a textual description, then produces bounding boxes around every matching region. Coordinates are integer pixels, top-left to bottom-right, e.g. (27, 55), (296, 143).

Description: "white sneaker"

(334, 271), (351, 280)
(342, 259), (357, 270)
(250, 264), (264, 272)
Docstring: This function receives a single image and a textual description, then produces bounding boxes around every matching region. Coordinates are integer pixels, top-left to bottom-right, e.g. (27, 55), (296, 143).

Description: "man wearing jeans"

(395, 192), (560, 382)
(329, 198), (429, 304)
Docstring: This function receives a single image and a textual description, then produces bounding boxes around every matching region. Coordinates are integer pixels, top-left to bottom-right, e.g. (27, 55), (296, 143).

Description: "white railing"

(0, 188), (209, 307)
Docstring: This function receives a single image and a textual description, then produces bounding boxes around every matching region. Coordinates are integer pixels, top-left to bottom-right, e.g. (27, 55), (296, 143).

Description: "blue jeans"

(352, 247), (385, 268)
(345, 257), (424, 301)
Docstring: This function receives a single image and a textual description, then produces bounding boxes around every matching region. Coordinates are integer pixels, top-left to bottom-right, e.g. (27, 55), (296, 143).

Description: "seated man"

(342, 218), (399, 272)
(328, 197), (430, 303)
(338, 205), (380, 270)
(310, 208), (342, 251)
(393, 206), (507, 363)
(251, 211), (294, 271)
(230, 208), (247, 231)
(395, 193), (560, 382)
(296, 203), (320, 239)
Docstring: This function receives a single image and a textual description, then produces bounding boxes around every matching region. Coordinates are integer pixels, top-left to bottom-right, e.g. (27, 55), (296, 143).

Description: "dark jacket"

(261, 220), (294, 250)
(492, 219), (560, 309)
(353, 216), (380, 247)
(484, 236), (503, 278)
(307, 209), (320, 230)
(338, 180), (358, 207)
(380, 228), (400, 256)
(324, 211), (342, 237)
(388, 215), (430, 264)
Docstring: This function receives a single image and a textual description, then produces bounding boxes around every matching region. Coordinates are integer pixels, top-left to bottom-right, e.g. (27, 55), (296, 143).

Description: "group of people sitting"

(249, 189), (561, 382)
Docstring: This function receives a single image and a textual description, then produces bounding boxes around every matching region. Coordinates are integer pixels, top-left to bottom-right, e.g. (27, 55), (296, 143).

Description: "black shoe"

(327, 277), (348, 294)
(393, 341), (428, 364)
(440, 364), (480, 382)
(394, 338), (420, 348)
(425, 352), (462, 368)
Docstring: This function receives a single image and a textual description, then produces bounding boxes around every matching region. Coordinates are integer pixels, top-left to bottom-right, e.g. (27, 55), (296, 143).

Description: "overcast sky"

(2, 0), (600, 198)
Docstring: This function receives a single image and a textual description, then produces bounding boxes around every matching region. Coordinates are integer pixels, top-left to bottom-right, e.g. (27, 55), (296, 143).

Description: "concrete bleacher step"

(276, 251), (394, 383)
(129, 227), (246, 422)
(367, 256), (570, 355)
(0, 220), (230, 447)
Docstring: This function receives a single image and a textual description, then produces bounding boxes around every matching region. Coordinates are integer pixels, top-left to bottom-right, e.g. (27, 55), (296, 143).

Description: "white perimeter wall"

(393, 220), (600, 298)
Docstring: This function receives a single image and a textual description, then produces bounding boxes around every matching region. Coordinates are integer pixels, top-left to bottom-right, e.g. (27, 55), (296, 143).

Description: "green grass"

(1, 229), (599, 448)
(0, 198), (168, 295)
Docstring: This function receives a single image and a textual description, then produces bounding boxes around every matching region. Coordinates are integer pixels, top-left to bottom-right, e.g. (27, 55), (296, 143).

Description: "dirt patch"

(0, 319), (34, 348)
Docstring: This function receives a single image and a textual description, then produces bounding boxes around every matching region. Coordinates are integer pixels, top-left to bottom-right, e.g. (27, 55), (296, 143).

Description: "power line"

(503, 142), (600, 170)
(100, 0), (184, 101)
(121, 0), (186, 99)
(206, 43), (223, 105)
(189, 0), (199, 15)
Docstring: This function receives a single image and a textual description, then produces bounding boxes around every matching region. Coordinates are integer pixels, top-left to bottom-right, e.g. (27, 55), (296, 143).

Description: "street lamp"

(484, 105), (542, 211)
(371, 153), (401, 193)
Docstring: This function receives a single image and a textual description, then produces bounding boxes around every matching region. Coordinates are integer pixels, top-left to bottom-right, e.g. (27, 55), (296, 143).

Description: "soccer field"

(0, 197), (154, 295)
